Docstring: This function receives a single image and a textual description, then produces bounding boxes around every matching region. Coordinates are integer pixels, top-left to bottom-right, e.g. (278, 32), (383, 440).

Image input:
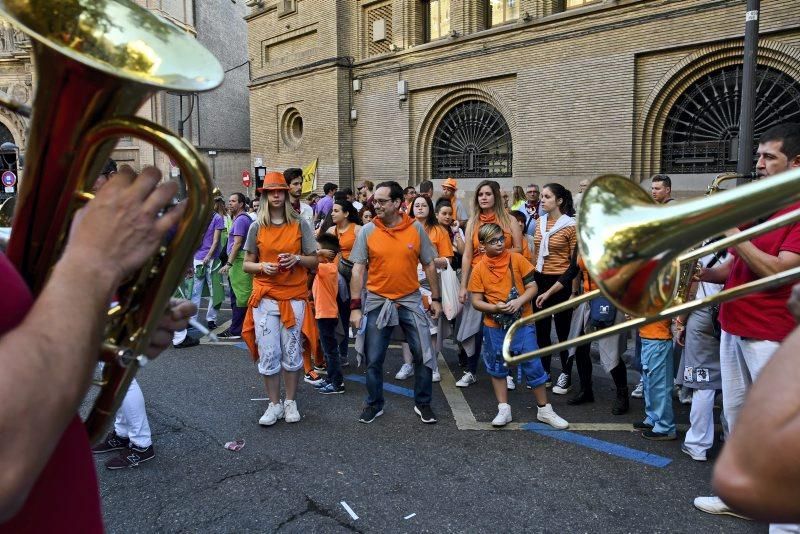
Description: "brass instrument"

(0, 0), (223, 442)
(503, 169), (800, 364)
(673, 171), (759, 305)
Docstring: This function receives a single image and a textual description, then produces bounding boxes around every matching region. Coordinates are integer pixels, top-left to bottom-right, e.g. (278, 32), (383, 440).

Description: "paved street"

(91, 310), (766, 533)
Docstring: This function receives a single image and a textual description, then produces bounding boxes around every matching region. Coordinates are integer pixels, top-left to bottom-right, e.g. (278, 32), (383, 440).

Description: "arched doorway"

(661, 65), (800, 174)
(0, 121), (14, 146)
(431, 100), (512, 180)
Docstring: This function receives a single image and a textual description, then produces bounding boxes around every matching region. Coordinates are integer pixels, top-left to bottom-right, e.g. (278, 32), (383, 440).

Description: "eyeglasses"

(373, 197), (395, 205)
(483, 236), (505, 246)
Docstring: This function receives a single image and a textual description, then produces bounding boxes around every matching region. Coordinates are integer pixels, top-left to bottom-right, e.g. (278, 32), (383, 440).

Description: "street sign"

(242, 170), (251, 188)
(1, 171), (16, 188)
(254, 157), (263, 167)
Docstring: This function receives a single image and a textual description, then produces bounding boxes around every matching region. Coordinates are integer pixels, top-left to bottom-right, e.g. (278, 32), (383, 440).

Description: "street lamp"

(208, 150), (218, 185)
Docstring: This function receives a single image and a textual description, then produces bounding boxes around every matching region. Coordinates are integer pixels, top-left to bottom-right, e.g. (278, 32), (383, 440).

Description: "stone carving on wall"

(0, 19), (28, 54)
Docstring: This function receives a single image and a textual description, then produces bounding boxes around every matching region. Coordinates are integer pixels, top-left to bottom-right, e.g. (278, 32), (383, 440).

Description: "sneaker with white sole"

(258, 402), (285, 426)
(631, 380), (644, 398)
(432, 370), (441, 383)
(681, 444), (707, 462)
(506, 376), (516, 390)
(552, 373), (571, 395)
(693, 496), (750, 520)
(536, 403), (569, 429)
(492, 403), (512, 427)
(456, 371), (476, 388)
(283, 400), (301, 423)
(304, 371), (325, 385)
(395, 363), (414, 380)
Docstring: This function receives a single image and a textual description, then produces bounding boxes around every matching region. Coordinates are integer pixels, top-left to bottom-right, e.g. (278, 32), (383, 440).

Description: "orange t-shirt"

(468, 251), (535, 328)
(350, 214), (435, 300)
(335, 223), (357, 260)
(639, 319), (672, 340)
(427, 224), (454, 258)
(312, 262), (339, 319)
(521, 237), (533, 263)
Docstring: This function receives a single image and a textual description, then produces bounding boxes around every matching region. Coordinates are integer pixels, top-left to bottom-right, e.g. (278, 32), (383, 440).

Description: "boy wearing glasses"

(467, 223), (568, 428)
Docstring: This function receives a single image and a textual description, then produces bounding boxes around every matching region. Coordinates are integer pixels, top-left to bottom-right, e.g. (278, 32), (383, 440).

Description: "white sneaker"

(693, 496), (750, 520)
(492, 403), (512, 427)
(631, 380), (644, 399)
(681, 444), (707, 462)
(552, 373), (571, 395)
(506, 376), (516, 390)
(432, 370), (441, 383)
(456, 372), (476, 388)
(537, 403), (569, 429)
(395, 363), (414, 380)
(258, 402), (285, 426)
(283, 400), (301, 423)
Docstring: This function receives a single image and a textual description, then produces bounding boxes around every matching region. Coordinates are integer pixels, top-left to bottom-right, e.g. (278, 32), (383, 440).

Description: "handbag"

(440, 260), (463, 320)
(589, 295), (616, 328)
(490, 262), (522, 330)
(338, 257), (354, 282)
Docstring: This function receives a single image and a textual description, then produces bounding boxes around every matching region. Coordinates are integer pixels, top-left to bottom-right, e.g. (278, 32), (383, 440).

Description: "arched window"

(0, 122), (13, 146)
(662, 65), (800, 174)
(432, 100), (512, 180)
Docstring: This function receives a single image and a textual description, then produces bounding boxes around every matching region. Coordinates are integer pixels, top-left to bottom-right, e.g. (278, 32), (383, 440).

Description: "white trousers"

(191, 258), (218, 323)
(113, 378), (152, 448)
(682, 389), (715, 457)
(720, 332), (799, 534)
(253, 299), (305, 376)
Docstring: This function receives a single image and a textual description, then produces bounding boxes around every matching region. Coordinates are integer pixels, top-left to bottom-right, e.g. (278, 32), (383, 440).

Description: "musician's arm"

(713, 324), (800, 522)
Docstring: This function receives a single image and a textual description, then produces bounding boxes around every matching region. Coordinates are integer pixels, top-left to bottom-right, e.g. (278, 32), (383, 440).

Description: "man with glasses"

(523, 184), (542, 236)
(349, 181), (442, 424)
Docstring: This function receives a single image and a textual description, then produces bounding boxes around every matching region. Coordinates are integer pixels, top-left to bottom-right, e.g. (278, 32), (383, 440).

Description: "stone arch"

(634, 39), (800, 182)
(413, 83), (516, 185)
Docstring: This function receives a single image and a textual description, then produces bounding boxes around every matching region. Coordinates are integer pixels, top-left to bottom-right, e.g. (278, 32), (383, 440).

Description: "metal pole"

(736, 0), (760, 182)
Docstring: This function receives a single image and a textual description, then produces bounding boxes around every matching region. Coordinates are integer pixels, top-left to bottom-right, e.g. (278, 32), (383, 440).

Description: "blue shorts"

(481, 324), (548, 388)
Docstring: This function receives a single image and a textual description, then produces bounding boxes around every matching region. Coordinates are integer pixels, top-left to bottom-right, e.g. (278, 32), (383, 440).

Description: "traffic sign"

(1, 171), (16, 188)
(242, 170), (251, 188)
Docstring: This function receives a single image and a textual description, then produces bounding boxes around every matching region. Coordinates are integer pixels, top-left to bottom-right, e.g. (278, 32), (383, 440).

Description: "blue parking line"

(521, 423), (672, 468)
(345, 374), (415, 398)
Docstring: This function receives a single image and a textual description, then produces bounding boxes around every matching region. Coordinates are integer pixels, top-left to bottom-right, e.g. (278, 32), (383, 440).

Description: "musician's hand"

(724, 226), (741, 238)
(430, 301), (442, 320)
(788, 283), (800, 322)
(67, 166), (184, 287)
(145, 299), (197, 358)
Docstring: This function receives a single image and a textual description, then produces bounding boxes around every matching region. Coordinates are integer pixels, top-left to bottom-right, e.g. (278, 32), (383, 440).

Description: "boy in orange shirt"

(312, 233), (345, 394)
(467, 223), (568, 429)
(635, 319), (676, 440)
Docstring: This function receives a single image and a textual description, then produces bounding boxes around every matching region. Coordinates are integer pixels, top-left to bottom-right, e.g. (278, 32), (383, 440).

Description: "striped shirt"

(532, 219), (577, 275)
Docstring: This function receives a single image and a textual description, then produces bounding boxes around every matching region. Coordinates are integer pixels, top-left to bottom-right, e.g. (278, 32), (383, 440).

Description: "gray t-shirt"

(243, 218), (317, 257)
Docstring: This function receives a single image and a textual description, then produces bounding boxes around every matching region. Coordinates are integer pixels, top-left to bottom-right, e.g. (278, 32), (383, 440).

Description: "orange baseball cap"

(257, 171), (290, 193)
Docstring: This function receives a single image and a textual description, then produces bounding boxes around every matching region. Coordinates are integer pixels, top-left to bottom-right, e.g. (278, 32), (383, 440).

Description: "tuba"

(0, 0), (223, 442)
(503, 169), (800, 364)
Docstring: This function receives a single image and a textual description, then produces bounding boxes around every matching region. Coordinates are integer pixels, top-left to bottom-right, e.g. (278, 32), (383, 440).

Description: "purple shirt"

(315, 194), (334, 217)
(195, 213), (225, 261)
(227, 213), (253, 256)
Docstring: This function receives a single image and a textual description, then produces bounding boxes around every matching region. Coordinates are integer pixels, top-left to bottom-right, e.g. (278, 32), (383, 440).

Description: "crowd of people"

(3, 125), (800, 530)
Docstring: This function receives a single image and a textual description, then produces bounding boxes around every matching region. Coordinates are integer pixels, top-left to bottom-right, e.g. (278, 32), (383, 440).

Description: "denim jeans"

(482, 324), (548, 388)
(318, 317), (343, 386)
(640, 338), (676, 435)
(364, 306), (432, 409)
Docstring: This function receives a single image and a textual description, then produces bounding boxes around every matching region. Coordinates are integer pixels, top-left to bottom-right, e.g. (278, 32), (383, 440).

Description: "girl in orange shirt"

(241, 173), (319, 427)
(396, 195), (454, 382)
(456, 180), (522, 388)
(325, 199), (362, 367)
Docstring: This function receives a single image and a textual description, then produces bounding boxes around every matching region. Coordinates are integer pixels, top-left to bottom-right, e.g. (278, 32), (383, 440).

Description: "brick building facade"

(246, 0), (800, 199)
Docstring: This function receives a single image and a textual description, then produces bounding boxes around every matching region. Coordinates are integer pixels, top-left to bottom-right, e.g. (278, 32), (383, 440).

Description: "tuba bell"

(0, 0), (224, 442)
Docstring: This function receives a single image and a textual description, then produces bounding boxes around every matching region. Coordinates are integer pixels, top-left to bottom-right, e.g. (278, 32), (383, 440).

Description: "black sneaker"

(105, 444), (155, 469)
(359, 406), (384, 424)
(642, 430), (677, 441)
(318, 383), (345, 395)
(173, 335), (199, 349)
(414, 404), (437, 424)
(92, 431), (130, 454)
(633, 421), (655, 431)
(207, 320), (217, 331)
(217, 328), (241, 340)
(313, 378), (331, 389)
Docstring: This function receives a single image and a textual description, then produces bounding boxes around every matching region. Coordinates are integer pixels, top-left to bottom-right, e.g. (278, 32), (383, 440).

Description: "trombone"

(503, 169), (800, 365)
